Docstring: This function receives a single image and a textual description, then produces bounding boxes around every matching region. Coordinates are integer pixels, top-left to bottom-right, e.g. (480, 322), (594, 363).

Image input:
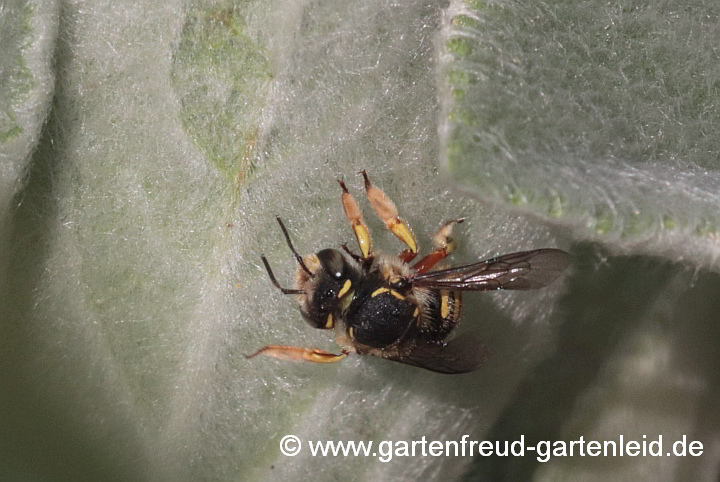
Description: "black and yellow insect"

(247, 171), (570, 374)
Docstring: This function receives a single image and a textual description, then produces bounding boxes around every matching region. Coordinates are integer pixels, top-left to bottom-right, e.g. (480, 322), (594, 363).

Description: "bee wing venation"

(411, 248), (570, 291)
(379, 337), (488, 374)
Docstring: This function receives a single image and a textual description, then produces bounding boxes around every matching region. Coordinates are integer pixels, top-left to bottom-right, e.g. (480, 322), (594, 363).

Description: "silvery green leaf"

(440, 0), (720, 265)
(0, 0), (57, 285)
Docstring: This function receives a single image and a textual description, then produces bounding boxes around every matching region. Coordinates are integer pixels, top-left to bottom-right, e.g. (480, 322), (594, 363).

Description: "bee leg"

(245, 345), (350, 363)
(338, 179), (373, 258)
(359, 170), (418, 261)
(341, 243), (364, 263)
(412, 218), (465, 273)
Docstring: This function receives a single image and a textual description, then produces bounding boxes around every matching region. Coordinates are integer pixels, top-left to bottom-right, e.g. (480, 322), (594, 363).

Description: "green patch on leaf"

(447, 69), (476, 86)
(0, 0), (35, 144)
(0, 123), (23, 142)
(507, 185), (528, 206)
(448, 107), (476, 126)
(548, 191), (565, 218)
(446, 37), (473, 58)
(451, 88), (466, 101)
(662, 215), (677, 230)
(452, 14), (480, 29)
(594, 209), (614, 235)
(171, 2), (273, 186)
(467, 0), (489, 10)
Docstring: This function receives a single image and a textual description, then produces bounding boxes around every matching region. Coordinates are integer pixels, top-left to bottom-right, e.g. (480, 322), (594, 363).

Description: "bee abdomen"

(417, 290), (462, 342)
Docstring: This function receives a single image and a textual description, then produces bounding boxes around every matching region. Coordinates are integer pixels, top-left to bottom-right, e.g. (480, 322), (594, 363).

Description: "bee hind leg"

(245, 345), (349, 363)
(411, 218), (465, 273)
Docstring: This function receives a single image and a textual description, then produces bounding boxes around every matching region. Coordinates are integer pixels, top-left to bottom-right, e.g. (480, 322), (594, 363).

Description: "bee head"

(297, 249), (356, 329)
(262, 218), (359, 330)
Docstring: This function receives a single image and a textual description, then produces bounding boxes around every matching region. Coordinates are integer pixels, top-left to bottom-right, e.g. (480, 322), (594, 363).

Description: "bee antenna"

(261, 255), (305, 295)
(275, 217), (314, 277)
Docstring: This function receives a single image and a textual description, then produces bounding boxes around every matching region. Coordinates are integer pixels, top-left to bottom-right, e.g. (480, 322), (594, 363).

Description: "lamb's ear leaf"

(1, 1), (560, 480)
(441, 1), (720, 267)
(3, 1), (716, 481)
(0, 0), (56, 246)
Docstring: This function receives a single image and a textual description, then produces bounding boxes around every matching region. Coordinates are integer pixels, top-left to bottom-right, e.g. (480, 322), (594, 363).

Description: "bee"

(246, 171), (570, 374)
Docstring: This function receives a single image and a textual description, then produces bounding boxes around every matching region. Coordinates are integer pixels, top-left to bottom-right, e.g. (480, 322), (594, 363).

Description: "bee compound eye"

(316, 249), (346, 280)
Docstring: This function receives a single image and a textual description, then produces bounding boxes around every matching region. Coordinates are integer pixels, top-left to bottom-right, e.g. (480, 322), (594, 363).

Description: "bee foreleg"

(245, 345), (349, 363)
(359, 170), (418, 260)
(412, 218), (465, 273)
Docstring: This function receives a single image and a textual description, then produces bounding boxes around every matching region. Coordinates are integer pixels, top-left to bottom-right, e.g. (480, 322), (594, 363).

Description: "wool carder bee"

(246, 171), (570, 374)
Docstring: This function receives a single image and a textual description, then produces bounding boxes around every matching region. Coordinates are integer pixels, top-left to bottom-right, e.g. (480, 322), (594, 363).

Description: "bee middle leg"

(412, 218), (464, 273)
(245, 345), (349, 363)
(359, 170), (419, 262)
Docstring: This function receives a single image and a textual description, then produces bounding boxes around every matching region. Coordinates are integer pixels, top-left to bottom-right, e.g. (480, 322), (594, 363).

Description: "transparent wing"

(378, 337), (487, 375)
(410, 248), (570, 291)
